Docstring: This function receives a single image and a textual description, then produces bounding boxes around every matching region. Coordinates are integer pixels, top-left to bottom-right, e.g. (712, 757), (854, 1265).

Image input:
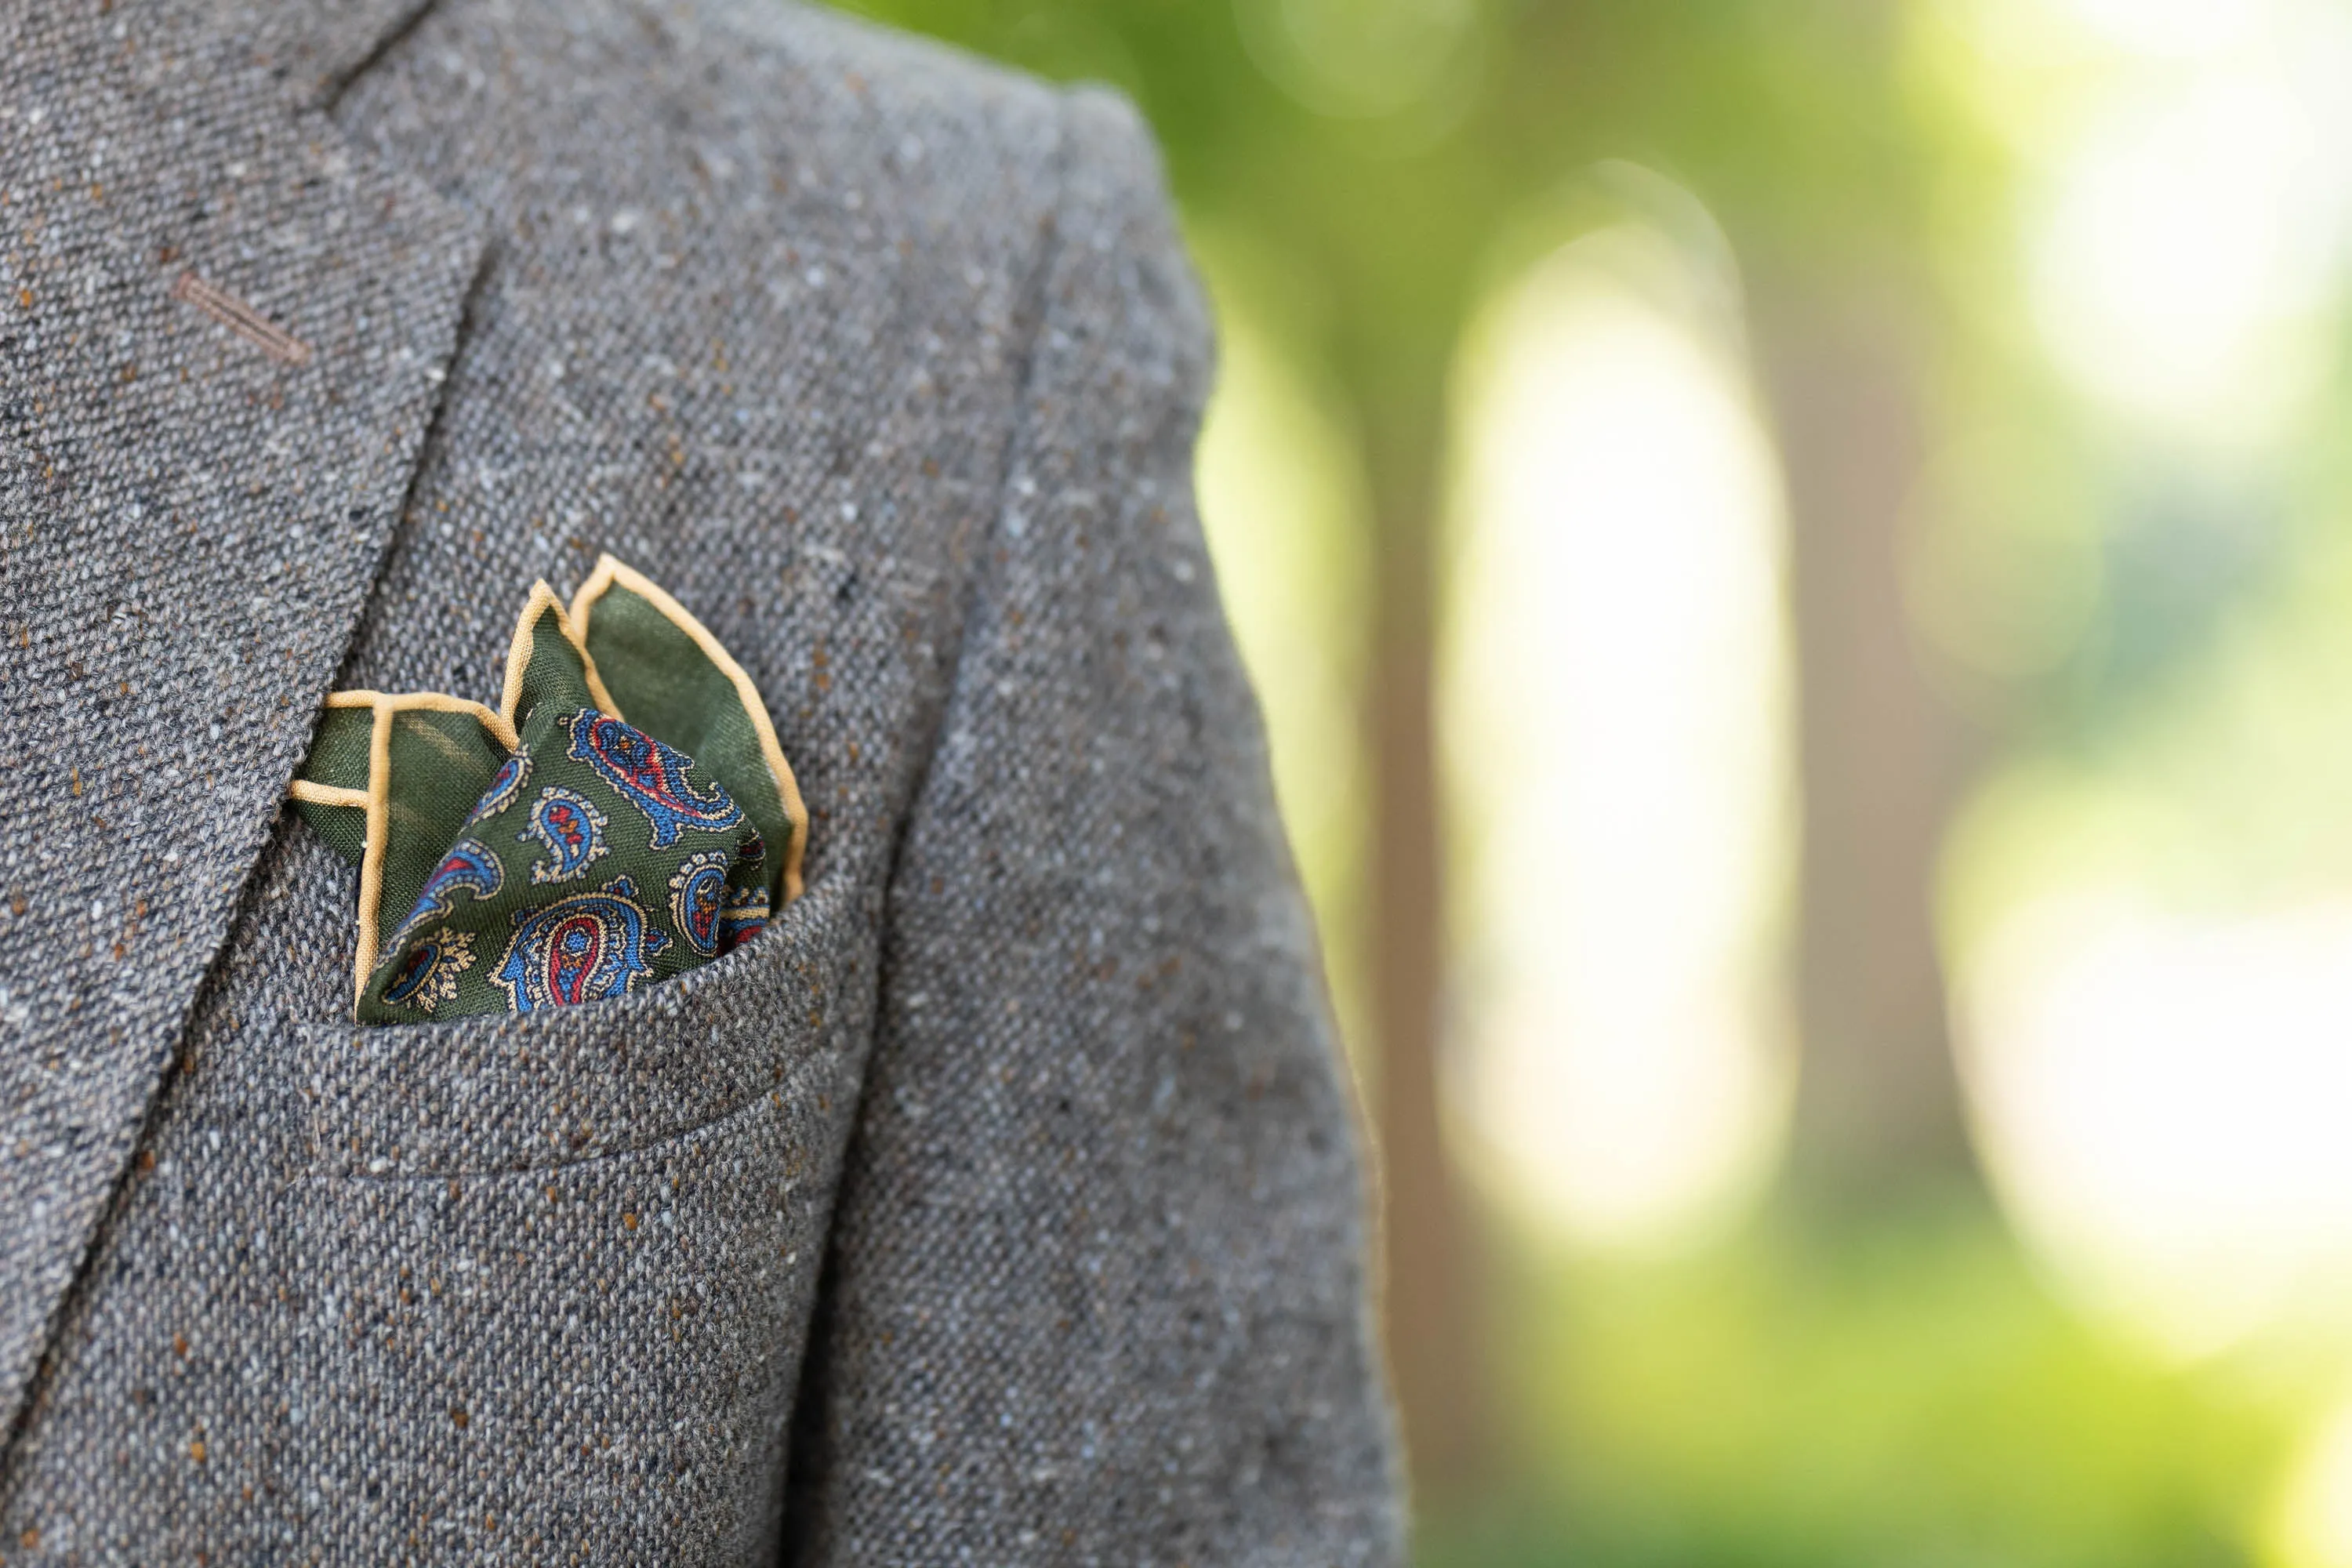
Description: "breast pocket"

(278, 877), (866, 1562)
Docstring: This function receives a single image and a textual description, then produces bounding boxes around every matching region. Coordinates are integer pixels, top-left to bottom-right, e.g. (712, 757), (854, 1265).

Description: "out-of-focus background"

(828, 0), (2352, 1559)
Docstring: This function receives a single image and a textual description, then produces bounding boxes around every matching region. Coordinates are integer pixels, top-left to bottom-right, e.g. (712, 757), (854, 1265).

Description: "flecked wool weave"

(0, 0), (1404, 1559)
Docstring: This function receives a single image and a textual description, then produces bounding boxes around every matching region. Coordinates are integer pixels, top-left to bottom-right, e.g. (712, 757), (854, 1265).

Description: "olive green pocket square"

(290, 557), (808, 1024)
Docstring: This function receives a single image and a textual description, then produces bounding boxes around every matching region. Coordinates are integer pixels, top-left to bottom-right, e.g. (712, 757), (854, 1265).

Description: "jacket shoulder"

(698, 0), (1068, 128)
(335, 0), (1083, 246)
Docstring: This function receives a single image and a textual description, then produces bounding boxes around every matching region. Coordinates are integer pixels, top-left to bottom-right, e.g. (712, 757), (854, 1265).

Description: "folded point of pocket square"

(289, 556), (808, 1024)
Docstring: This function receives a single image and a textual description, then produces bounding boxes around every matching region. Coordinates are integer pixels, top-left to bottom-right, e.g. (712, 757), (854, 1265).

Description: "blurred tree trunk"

(1746, 263), (1980, 1195)
(1362, 412), (1488, 1510)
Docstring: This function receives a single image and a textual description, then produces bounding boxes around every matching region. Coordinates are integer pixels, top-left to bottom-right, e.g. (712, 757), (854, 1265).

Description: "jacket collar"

(0, 0), (481, 1439)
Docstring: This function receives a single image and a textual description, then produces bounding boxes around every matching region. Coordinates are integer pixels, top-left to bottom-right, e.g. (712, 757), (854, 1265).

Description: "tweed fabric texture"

(0, 0), (1403, 1559)
(0, 0), (485, 1442)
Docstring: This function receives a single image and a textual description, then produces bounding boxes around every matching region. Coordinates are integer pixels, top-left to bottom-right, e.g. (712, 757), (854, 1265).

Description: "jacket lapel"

(0, 0), (481, 1433)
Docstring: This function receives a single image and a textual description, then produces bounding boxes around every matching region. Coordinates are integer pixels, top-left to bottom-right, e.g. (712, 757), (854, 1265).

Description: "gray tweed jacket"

(0, 0), (1402, 1558)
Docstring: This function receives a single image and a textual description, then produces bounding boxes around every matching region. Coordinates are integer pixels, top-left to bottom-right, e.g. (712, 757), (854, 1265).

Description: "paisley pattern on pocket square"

(289, 557), (808, 1024)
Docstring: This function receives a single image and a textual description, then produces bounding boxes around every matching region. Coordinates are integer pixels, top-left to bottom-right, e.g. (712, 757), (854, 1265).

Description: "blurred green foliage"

(1434, 1197), (2281, 1567)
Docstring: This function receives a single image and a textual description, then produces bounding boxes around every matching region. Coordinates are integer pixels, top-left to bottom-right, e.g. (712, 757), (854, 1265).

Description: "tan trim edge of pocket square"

(289, 556), (809, 1023)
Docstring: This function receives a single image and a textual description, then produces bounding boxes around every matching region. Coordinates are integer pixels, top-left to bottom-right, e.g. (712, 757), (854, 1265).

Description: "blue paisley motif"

(492, 876), (670, 1011)
(518, 786), (608, 884)
(563, 710), (742, 848)
(718, 882), (769, 949)
(380, 931), (477, 1014)
(667, 851), (734, 957)
(388, 838), (503, 945)
(469, 750), (532, 821)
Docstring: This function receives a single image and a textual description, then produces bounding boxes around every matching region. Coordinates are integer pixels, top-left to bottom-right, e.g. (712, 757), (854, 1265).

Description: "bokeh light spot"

(1443, 217), (1792, 1254)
